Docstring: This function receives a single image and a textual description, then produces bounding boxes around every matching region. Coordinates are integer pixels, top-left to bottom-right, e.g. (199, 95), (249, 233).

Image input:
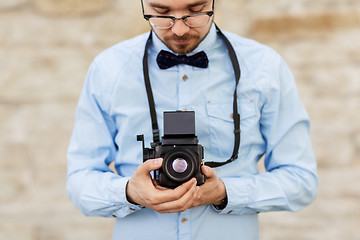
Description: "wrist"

(213, 196), (228, 210)
(125, 180), (138, 205)
(213, 179), (227, 205)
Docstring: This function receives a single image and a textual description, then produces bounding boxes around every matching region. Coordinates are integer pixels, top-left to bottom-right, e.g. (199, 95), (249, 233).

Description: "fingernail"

(154, 158), (162, 166)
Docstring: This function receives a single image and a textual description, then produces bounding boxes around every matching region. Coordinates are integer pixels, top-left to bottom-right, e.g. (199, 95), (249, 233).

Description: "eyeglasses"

(144, 11), (213, 29)
(141, 0), (214, 29)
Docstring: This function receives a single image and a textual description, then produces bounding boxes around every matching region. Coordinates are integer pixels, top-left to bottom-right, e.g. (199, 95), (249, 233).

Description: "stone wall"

(0, 0), (359, 239)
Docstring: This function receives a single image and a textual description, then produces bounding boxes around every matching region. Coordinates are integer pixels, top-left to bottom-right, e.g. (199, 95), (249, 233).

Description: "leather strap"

(142, 24), (241, 167)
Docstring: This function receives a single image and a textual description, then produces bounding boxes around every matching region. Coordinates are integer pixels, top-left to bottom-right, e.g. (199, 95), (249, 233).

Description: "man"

(67, 0), (318, 239)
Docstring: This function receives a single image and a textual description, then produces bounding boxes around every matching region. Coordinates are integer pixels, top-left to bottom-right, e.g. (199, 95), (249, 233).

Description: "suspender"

(142, 24), (241, 168)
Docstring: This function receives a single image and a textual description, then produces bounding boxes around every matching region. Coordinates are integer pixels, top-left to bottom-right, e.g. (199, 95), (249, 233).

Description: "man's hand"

(126, 158), (199, 214)
(192, 165), (227, 207)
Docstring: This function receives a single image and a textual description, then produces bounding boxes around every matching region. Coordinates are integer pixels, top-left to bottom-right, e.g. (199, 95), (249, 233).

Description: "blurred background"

(0, 0), (359, 239)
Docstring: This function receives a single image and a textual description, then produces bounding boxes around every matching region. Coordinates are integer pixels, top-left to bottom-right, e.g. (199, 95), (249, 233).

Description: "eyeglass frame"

(141, 0), (215, 29)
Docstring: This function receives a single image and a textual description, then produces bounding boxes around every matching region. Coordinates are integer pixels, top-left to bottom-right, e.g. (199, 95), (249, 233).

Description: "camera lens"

(163, 148), (197, 183)
(172, 158), (188, 173)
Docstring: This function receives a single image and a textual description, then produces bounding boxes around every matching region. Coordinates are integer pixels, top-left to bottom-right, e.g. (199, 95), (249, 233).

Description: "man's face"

(143, 0), (214, 55)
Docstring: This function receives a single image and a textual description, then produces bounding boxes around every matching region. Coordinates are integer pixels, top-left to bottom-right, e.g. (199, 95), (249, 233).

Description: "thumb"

(141, 158), (163, 173)
(202, 165), (214, 178)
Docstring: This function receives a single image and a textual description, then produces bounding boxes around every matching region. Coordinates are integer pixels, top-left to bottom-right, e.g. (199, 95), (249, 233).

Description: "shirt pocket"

(206, 100), (256, 158)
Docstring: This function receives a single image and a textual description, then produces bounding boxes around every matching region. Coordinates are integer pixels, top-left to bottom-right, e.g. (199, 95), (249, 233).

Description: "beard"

(162, 33), (202, 55)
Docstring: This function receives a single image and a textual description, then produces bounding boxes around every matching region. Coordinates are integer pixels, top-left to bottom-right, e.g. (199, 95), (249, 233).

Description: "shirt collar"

(151, 23), (217, 56)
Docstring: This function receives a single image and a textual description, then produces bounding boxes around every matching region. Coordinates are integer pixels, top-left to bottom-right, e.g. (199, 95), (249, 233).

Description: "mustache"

(166, 34), (200, 41)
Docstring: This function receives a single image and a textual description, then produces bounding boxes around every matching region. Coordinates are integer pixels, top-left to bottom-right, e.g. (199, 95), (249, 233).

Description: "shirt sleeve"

(217, 54), (318, 215)
(66, 60), (142, 218)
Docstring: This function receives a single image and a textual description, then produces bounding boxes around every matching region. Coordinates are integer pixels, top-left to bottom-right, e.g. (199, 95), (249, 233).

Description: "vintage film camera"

(137, 111), (205, 189)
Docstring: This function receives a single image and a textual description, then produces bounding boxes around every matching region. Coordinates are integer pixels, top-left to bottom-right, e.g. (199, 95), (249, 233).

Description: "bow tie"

(156, 50), (209, 69)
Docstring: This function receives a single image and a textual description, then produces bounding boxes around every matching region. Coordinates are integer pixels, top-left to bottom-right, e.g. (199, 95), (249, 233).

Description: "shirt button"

(181, 217), (188, 223)
(183, 108), (188, 111)
(183, 74), (188, 81)
(112, 215), (117, 218)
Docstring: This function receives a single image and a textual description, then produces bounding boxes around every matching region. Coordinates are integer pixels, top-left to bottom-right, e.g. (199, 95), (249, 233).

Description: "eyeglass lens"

(149, 14), (211, 29)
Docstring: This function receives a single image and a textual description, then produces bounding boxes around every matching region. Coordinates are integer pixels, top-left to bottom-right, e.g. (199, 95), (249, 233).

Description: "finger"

(137, 158), (163, 174)
(154, 184), (169, 191)
(155, 181), (198, 213)
(191, 186), (202, 208)
(152, 178), (170, 190)
(151, 178), (197, 205)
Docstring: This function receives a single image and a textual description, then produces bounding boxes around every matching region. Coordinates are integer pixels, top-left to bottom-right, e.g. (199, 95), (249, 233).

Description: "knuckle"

(174, 192), (183, 199)
(145, 196), (157, 206)
(173, 202), (183, 209)
(149, 198), (159, 205)
(179, 207), (186, 212)
(152, 205), (163, 212)
(188, 200), (196, 208)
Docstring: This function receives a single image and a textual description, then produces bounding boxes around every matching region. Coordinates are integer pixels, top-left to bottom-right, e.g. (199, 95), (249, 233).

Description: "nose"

(171, 19), (190, 36)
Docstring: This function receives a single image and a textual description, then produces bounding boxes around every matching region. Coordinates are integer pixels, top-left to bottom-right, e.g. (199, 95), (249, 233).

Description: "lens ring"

(162, 148), (198, 183)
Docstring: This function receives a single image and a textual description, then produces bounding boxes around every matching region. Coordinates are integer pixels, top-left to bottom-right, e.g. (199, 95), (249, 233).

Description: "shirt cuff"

(214, 177), (252, 215)
(109, 176), (144, 218)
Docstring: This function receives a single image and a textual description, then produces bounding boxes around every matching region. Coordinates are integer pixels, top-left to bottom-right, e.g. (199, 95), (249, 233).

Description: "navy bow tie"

(156, 50), (209, 69)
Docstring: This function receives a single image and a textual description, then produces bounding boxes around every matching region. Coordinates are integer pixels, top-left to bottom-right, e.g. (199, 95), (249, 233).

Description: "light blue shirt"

(67, 24), (318, 240)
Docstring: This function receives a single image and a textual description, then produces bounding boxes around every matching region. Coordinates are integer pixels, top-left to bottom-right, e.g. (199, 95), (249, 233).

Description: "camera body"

(137, 111), (205, 189)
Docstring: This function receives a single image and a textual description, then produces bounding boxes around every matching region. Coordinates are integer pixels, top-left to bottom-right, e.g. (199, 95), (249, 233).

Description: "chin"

(169, 44), (198, 55)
